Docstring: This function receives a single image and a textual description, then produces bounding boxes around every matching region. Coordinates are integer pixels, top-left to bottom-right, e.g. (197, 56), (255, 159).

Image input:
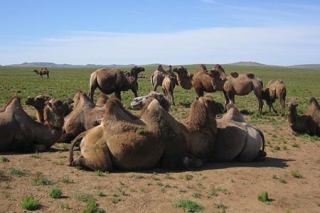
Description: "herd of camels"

(0, 64), (319, 172)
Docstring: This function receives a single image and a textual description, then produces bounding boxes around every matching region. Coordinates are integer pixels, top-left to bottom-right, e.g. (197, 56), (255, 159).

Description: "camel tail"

(88, 72), (98, 100)
(255, 128), (267, 161)
(150, 74), (155, 87)
(68, 132), (85, 166)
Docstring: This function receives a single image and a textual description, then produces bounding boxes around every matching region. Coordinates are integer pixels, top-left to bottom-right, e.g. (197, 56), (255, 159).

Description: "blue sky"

(1, 0), (320, 66)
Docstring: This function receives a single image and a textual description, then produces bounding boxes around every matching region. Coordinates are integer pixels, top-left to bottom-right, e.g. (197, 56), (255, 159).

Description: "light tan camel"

(58, 90), (107, 143)
(25, 95), (51, 123)
(33, 68), (49, 79)
(262, 79), (286, 116)
(69, 93), (221, 172)
(0, 96), (69, 152)
(162, 74), (176, 105)
(89, 66), (145, 101)
(210, 103), (266, 162)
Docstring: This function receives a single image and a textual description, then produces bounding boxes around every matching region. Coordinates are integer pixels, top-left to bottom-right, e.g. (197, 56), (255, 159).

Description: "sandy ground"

(0, 114), (320, 213)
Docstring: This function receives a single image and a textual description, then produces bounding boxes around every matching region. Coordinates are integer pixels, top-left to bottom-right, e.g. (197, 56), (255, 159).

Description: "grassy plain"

(0, 64), (320, 213)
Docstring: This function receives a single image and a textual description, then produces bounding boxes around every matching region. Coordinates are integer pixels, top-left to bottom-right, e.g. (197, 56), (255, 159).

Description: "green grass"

(20, 195), (40, 210)
(291, 170), (303, 178)
(9, 167), (27, 177)
(49, 187), (63, 199)
(172, 198), (204, 212)
(258, 191), (270, 203)
(32, 172), (53, 185)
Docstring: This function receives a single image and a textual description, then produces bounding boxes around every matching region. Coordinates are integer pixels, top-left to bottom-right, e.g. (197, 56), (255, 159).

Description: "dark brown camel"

(89, 66), (145, 101)
(33, 68), (49, 79)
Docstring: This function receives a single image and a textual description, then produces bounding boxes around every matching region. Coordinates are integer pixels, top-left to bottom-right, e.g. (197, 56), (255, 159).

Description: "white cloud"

(1, 26), (320, 66)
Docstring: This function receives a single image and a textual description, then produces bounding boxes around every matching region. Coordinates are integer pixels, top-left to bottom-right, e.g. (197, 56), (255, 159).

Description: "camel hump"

(200, 64), (207, 71)
(246, 72), (255, 79)
(230, 71), (239, 78)
(276, 79), (283, 84)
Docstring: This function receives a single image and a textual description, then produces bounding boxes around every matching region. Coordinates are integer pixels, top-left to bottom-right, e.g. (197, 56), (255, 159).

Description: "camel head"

(25, 95), (51, 109)
(213, 64), (226, 73)
(287, 102), (298, 112)
(172, 66), (189, 76)
(44, 98), (70, 128)
(130, 66), (145, 76)
(130, 91), (170, 111)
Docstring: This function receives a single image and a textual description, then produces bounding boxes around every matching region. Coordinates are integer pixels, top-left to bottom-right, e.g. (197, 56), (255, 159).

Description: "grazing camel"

(33, 68), (50, 79)
(0, 96), (70, 152)
(210, 103), (266, 162)
(287, 99), (320, 136)
(58, 91), (107, 143)
(69, 93), (221, 172)
(262, 79), (287, 116)
(25, 95), (74, 123)
(89, 66), (145, 101)
(162, 74), (176, 105)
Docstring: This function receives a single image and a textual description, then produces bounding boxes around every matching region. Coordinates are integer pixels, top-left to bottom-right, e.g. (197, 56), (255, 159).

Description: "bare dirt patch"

(0, 116), (320, 213)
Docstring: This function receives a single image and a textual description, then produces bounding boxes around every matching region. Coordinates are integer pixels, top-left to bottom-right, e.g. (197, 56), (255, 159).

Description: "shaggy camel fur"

(151, 65), (177, 91)
(59, 91), (107, 143)
(0, 96), (69, 152)
(33, 68), (49, 79)
(25, 95), (74, 123)
(262, 79), (287, 116)
(95, 93), (110, 107)
(208, 65), (264, 114)
(210, 103), (266, 162)
(173, 66), (193, 90)
(162, 74), (176, 105)
(69, 93), (221, 172)
(287, 100), (320, 136)
(89, 66), (145, 101)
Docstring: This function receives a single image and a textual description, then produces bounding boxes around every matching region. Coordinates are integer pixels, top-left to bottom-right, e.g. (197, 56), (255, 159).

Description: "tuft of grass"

(58, 202), (70, 210)
(192, 193), (202, 198)
(173, 199), (204, 212)
(62, 176), (72, 184)
(76, 194), (93, 202)
(1, 157), (10, 162)
(95, 170), (105, 176)
(258, 191), (270, 203)
(20, 195), (39, 210)
(184, 174), (193, 180)
(83, 198), (104, 213)
(30, 152), (41, 159)
(9, 167), (27, 177)
(291, 170), (303, 178)
(96, 190), (106, 197)
(49, 187), (62, 199)
(214, 202), (227, 211)
(32, 172), (53, 185)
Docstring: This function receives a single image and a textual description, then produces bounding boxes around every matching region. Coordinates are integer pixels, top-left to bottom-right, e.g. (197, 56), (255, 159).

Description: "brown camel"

(208, 65), (264, 114)
(58, 90), (107, 143)
(172, 66), (193, 90)
(95, 93), (110, 107)
(262, 79), (287, 116)
(162, 74), (176, 105)
(210, 103), (266, 162)
(33, 68), (49, 79)
(25, 95), (51, 123)
(287, 98), (320, 136)
(69, 93), (221, 172)
(0, 96), (69, 152)
(150, 64), (167, 91)
(89, 66), (145, 101)
(25, 95), (74, 123)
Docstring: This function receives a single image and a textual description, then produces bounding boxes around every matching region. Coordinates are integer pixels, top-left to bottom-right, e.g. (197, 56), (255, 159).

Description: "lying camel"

(25, 95), (74, 123)
(69, 93), (221, 171)
(59, 90), (107, 143)
(210, 103), (266, 162)
(287, 100), (320, 136)
(0, 96), (69, 152)
(262, 79), (286, 116)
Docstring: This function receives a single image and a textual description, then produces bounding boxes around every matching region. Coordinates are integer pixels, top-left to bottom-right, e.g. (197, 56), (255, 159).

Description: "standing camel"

(89, 66), (145, 101)
(151, 65), (177, 91)
(33, 68), (49, 79)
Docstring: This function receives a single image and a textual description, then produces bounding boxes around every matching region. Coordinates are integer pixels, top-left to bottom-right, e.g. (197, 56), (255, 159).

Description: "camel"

(0, 96), (69, 152)
(151, 65), (177, 91)
(25, 95), (74, 123)
(162, 74), (176, 105)
(208, 65), (264, 114)
(58, 90), (107, 143)
(172, 66), (193, 90)
(210, 103), (266, 162)
(33, 68), (49, 79)
(287, 99), (320, 136)
(95, 93), (110, 107)
(25, 95), (51, 123)
(69, 93), (222, 172)
(262, 79), (286, 116)
(89, 66), (145, 101)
